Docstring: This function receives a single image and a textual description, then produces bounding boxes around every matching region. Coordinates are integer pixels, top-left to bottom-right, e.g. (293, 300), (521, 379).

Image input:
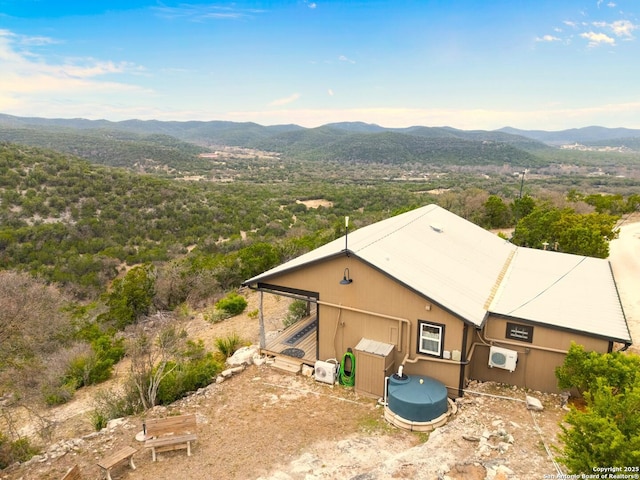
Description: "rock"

(497, 441), (511, 453)
(227, 345), (259, 366)
(301, 364), (314, 377)
(462, 435), (480, 442)
(107, 417), (126, 430)
(220, 366), (246, 378)
(525, 395), (544, 411)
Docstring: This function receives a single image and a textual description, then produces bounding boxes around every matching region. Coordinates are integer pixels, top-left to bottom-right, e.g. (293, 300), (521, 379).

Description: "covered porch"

(262, 312), (318, 366)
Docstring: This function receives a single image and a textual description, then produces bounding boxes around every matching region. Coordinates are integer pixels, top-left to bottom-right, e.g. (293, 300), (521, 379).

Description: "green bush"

(155, 354), (222, 405)
(64, 335), (126, 389)
(0, 432), (40, 469)
(42, 380), (76, 406)
(283, 300), (308, 328)
(214, 332), (244, 359)
(555, 344), (640, 472)
(214, 292), (248, 316)
(89, 382), (143, 431)
(556, 343), (640, 394)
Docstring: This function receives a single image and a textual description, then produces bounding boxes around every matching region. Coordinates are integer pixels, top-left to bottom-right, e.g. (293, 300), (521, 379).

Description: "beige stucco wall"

(258, 254), (614, 395)
(469, 315), (611, 393)
(260, 255), (468, 396)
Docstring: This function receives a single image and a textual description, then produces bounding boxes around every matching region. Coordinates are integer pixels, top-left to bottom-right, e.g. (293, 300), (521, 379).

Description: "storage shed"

(354, 338), (395, 398)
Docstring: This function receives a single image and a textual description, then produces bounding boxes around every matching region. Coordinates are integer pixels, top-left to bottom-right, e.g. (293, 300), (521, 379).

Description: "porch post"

(259, 291), (266, 349)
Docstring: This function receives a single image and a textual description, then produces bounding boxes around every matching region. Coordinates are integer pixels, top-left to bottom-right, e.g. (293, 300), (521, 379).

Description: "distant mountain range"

(1, 113), (639, 169)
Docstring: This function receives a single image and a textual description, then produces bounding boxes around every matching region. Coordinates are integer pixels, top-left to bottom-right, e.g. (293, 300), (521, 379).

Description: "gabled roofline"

(242, 250), (351, 287)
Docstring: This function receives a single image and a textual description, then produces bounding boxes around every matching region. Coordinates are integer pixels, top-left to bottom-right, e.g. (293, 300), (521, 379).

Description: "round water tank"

(387, 374), (448, 422)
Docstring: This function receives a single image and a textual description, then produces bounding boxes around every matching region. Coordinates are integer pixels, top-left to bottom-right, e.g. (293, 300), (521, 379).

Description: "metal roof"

(244, 204), (631, 343)
(489, 248), (631, 343)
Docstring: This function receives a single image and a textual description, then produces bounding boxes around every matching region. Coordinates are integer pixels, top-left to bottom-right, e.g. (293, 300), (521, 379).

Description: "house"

(243, 204), (632, 397)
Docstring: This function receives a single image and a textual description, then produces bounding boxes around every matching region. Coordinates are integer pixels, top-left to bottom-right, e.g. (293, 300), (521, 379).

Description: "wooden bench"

(61, 464), (81, 480)
(97, 445), (137, 480)
(144, 414), (197, 462)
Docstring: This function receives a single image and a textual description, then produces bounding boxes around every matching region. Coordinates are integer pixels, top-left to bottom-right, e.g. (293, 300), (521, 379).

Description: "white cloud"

(338, 55), (355, 64)
(328, 89), (334, 96)
(307, 2), (317, 9)
(609, 20), (637, 38)
(535, 35), (561, 42)
(153, 5), (264, 22)
(268, 93), (301, 106)
(0, 28), (149, 116)
(580, 31), (616, 46)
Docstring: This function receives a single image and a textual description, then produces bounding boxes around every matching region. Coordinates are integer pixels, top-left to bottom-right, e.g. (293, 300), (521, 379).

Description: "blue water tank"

(387, 374), (448, 422)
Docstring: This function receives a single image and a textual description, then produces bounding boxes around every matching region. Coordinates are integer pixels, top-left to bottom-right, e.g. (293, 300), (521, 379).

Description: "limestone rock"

(227, 345), (259, 367)
(525, 395), (544, 411)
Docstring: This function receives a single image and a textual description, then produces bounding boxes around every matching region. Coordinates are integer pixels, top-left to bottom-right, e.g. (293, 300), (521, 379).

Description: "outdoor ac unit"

(488, 346), (518, 372)
(314, 360), (338, 385)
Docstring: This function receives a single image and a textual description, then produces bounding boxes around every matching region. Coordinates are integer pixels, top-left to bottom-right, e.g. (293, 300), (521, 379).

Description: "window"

(505, 322), (534, 343)
(418, 320), (445, 357)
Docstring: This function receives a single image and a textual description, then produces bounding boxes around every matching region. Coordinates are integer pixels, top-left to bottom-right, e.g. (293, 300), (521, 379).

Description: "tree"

(0, 271), (70, 373)
(100, 264), (156, 329)
(511, 206), (618, 258)
(511, 194), (535, 222)
(127, 324), (185, 409)
(555, 344), (640, 472)
(482, 195), (512, 229)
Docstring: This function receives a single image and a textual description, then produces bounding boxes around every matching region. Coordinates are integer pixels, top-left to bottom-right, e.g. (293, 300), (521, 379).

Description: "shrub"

(555, 344), (640, 472)
(155, 354), (222, 405)
(0, 432), (40, 469)
(215, 292), (248, 317)
(89, 381), (143, 431)
(215, 332), (244, 359)
(283, 300), (308, 328)
(42, 381), (76, 406)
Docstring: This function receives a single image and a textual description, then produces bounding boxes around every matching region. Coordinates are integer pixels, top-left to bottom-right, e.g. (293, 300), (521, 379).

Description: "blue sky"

(1, 0), (639, 130)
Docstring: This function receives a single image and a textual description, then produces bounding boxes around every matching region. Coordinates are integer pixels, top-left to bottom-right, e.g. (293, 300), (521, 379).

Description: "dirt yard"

(1, 292), (567, 480)
(2, 219), (639, 480)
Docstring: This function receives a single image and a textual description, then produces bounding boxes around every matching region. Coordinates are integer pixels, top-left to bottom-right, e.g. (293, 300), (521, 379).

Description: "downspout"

(458, 324), (469, 397)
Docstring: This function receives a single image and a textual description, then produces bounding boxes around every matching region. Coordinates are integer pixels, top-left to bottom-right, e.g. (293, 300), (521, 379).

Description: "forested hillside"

(4, 114), (640, 178)
(0, 142), (439, 298)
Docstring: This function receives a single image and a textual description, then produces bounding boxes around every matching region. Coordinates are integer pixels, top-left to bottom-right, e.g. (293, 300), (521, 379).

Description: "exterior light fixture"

(340, 267), (353, 285)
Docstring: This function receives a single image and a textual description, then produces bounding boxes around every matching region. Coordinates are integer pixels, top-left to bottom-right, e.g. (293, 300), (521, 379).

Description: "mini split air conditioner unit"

(314, 360), (338, 385)
(488, 346), (518, 372)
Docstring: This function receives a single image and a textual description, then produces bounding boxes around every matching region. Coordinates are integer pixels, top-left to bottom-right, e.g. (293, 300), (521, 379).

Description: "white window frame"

(418, 320), (444, 357)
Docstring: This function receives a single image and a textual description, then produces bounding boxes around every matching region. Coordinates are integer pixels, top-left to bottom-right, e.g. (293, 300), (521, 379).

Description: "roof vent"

(430, 224), (444, 233)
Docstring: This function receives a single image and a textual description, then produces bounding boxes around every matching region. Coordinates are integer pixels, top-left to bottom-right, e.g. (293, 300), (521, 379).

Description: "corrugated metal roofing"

(244, 204), (631, 343)
(489, 248), (631, 342)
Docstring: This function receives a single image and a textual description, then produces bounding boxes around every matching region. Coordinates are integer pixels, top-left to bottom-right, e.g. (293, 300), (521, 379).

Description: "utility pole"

(519, 170), (526, 199)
